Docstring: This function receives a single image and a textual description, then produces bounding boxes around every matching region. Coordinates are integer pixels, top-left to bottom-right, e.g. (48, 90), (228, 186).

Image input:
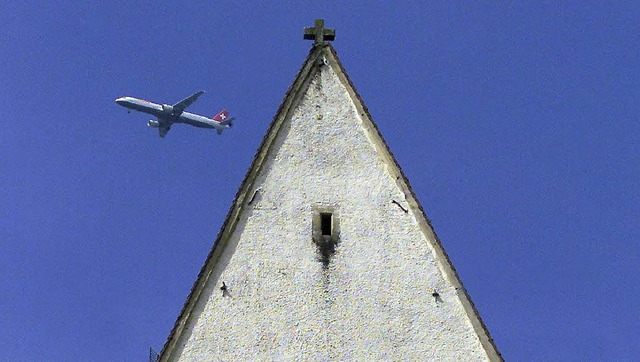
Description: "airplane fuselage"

(115, 97), (228, 130)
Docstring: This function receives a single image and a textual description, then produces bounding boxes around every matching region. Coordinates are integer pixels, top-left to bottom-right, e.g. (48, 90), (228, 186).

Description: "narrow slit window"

(320, 212), (332, 236)
(313, 206), (339, 245)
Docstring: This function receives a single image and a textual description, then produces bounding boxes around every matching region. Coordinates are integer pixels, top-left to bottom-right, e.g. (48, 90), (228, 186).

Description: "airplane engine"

(161, 104), (174, 115)
(147, 120), (160, 128)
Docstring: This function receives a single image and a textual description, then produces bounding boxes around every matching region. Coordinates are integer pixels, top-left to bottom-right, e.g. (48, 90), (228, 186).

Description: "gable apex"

(159, 43), (501, 360)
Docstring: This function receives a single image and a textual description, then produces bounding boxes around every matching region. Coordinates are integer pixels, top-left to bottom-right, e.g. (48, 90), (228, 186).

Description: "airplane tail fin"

(212, 109), (234, 135)
(212, 109), (230, 123)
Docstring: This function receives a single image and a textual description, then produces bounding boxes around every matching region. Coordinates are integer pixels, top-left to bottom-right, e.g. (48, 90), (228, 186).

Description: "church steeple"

(158, 22), (501, 361)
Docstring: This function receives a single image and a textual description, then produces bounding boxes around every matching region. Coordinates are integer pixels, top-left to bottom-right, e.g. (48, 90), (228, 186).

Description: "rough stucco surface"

(170, 62), (489, 361)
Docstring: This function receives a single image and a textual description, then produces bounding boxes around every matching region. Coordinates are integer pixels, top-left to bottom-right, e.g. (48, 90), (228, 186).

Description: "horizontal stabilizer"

(220, 117), (235, 127)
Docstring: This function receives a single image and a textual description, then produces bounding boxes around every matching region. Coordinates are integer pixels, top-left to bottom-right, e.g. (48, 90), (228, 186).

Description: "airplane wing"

(159, 123), (171, 138)
(172, 90), (205, 114)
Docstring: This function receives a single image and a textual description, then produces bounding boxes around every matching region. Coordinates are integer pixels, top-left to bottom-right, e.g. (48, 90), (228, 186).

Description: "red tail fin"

(212, 109), (229, 123)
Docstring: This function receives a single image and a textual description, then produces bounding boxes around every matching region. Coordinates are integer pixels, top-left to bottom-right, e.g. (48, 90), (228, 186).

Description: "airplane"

(115, 90), (234, 138)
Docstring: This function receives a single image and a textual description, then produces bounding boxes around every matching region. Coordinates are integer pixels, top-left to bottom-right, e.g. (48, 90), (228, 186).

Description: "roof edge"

(323, 44), (503, 360)
(158, 45), (326, 360)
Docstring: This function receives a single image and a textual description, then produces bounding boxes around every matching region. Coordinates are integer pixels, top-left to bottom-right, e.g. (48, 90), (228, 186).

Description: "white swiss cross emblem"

(219, 113), (226, 120)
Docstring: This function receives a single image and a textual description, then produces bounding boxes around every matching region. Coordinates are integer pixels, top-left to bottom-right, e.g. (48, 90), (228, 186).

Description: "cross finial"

(304, 19), (335, 45)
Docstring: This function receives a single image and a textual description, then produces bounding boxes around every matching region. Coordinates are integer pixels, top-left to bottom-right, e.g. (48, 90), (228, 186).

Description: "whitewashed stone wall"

(170, 62), (489, 361)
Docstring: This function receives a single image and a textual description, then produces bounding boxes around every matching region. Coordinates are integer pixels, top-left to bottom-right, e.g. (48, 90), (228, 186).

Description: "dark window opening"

(320, 212), (332, 236)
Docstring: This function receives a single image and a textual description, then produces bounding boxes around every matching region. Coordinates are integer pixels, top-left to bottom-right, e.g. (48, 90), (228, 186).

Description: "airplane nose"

(115, 97), (126, 105)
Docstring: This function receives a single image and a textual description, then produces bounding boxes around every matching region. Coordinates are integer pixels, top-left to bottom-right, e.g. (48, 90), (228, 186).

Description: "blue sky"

(2, 2), (639, 360)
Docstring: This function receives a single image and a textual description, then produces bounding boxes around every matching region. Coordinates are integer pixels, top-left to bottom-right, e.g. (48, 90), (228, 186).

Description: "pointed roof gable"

(159, 44), (501, 360)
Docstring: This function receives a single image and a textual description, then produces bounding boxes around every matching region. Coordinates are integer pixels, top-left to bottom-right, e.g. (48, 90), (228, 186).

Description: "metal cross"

(304, 19), (335, 44)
